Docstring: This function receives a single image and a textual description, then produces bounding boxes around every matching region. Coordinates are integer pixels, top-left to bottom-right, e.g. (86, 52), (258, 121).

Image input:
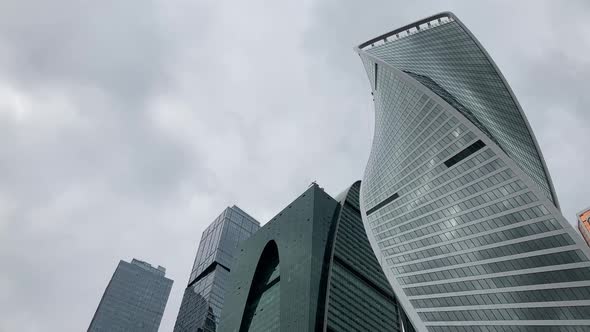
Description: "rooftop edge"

(357, 11), (456, 51)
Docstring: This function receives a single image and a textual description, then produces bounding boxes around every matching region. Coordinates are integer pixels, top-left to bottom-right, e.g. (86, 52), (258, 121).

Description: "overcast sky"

(1, 0), (590, 331)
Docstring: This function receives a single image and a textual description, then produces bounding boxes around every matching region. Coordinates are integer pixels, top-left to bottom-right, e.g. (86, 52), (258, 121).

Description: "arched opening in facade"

(240, 240), (280, 331)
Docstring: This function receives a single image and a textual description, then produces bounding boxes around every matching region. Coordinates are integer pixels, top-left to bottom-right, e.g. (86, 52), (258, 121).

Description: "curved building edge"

(355, 15), (590, 330)
(219, 183), (408, 331)
(355, 11), (560, 210)
(359, 47), (590, 331)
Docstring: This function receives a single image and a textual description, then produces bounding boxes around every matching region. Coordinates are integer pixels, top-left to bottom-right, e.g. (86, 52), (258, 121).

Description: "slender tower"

(357, 12), (590, 331)
(173, 205), (260, 332)
(88, 259), (173, 332)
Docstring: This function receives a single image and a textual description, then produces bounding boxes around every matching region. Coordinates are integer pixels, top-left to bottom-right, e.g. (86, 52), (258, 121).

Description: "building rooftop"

(130, 258), (167, 276)
(358, 12), (455, 51)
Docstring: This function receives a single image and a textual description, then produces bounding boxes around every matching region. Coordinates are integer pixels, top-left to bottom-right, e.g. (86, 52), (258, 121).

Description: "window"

(374, 63), (378, 90)
(444, 140), (485, 168)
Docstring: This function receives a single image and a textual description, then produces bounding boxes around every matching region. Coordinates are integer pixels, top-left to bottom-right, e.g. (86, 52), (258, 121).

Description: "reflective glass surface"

(327, 182), (402, 332)
(88, 259), (173, 332)
(174, 206), (259, 331)
(366, 18), (556, 205)
(219, 183), (411, 331)
(358, 13), (590, 331)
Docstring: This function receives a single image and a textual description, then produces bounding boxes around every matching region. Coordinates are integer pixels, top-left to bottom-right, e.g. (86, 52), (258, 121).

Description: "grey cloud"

(0, 0), (172, 103)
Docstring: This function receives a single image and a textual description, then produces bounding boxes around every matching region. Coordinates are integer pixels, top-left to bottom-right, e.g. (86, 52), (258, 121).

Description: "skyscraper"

(88, 258), (173, 332)
(356, 12), (590, 331)
(578, 207), (590, 247)
(173, 205), (260, 332)
(219, 182), (412, 332)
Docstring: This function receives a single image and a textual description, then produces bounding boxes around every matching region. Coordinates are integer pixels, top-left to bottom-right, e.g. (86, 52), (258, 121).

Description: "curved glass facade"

(220, 183), (413, 331)
(326, 181), (404, 332)
(357, 12), (590, 331)
(363, 13), (557, 207)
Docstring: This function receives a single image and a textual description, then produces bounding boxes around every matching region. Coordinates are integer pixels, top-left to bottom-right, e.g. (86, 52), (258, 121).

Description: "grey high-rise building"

(174, 205), (260, 332)
(88, 258), (173, 332)
(219, 182), (414, 332)
(357, 12), (590, 331)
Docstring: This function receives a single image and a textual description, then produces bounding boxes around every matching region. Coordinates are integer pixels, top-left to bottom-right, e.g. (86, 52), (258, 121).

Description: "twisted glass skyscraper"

(357, 12), (590, 331)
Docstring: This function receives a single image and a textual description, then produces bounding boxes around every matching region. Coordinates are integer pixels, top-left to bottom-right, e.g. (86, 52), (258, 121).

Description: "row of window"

(375, 167), (515, 236)
(368, 95), (437, 188)
(394, 233), (574, 275)
(365, 88), (451, 203)
(335, 187), (395, 293)
(372, 98), (437, 177)
(371, 149), (499, 225)
(369, 64), (423, 155)
(328, 263), (400, 332)
(445, 140), (486, 167)
(428, 325), (590, 332)
(404, 266), (590, 297)
(412, 285), (590, 308)
(407, 71), (500, 150)
(419, 305), (590, 321)
(334, 212), (392, 292)
(387, 216), (559, 264)
(399, 250), (587, 285)
(375, 156), (507, 232)
(380, 203), (550, 257)
(367, 20), (554, 203)
(367, 114), (461, 209)
(375, 181), (532, 242)
(375, 121), (469, 204)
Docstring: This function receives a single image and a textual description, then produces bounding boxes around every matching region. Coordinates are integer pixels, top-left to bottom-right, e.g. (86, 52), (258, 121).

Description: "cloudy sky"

(1, 0), (589, 331)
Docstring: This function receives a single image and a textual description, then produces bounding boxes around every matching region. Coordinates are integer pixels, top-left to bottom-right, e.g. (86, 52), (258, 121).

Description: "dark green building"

(219, 182), (413, 332)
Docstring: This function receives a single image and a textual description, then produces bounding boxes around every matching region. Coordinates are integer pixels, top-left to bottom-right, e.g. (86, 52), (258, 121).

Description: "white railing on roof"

(362, 15), (454, 51)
